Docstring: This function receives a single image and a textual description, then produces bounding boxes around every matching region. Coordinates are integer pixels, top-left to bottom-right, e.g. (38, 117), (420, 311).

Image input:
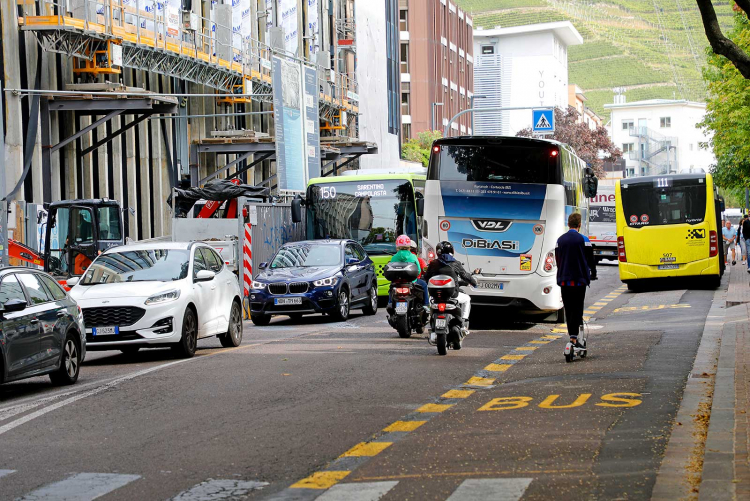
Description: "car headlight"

(145, 290), (181, 305)
(251, 280), (267, 290)
(313, 276), (338, 287)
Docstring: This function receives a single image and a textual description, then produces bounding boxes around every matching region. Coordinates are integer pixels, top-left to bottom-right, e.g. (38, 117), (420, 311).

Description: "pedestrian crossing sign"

(532, 109), (555, 133)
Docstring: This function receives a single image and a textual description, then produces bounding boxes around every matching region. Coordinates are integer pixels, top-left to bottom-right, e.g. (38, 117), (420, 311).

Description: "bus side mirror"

(583, 175), (598, 198)
(416, 198), (424, 217)
(291, 196), (302, 223)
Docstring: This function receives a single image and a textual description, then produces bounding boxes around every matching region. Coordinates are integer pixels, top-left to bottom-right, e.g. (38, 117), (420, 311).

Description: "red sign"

(629, 215), (638, 223)
(338, 39), (355, 46)
(640, 214), (649, 223)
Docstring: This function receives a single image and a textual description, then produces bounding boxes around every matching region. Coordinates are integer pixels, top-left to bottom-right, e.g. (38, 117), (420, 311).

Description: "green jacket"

(390, 250), (422, 277)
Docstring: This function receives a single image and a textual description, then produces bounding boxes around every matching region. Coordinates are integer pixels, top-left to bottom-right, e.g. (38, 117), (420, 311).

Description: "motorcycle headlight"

(313, 276), (338, 287)
(144, 290), (181, 305)
(251, 280), (267, 290)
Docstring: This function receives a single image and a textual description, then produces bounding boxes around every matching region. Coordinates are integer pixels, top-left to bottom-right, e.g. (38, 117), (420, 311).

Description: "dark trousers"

(560, 285), (587, 338)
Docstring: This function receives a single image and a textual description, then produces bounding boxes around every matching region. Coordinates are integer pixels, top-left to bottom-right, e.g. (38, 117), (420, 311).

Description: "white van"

(589, 185), (617, 262)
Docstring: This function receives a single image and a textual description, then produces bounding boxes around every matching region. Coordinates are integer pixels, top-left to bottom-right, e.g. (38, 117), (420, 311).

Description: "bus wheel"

(627, 282), (640, 292)
(708, 276), (721, 289)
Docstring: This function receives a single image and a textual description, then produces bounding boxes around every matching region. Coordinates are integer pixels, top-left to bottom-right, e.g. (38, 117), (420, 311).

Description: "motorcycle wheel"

(415, 323), (424, 334)
(396, 315), (411, 338)
(437, 333), (447, 355)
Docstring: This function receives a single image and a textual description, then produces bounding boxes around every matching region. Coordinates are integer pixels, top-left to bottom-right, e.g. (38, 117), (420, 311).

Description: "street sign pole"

(0, 80), (8, 268)
(444, 105), (554, 138)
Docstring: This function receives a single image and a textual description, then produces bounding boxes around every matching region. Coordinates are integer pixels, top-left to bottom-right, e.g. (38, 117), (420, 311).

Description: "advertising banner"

(307, 0), (318, 54)
(273, 56), (306, 192)
(265, 0), (274, 42)
(232, 0), (243, 61)
(241, 0), (252, 45)
(279, 0), (298, 55)
(303, 65), (321, 180)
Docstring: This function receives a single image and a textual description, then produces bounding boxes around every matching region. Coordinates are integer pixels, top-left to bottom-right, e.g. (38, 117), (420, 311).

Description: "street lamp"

(431, 102), (444, 133)
(469, 94), (487, 135)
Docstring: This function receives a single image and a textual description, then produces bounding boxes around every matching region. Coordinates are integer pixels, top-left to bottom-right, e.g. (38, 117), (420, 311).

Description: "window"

(353, 244), (367, 261)
(17, 273), (52, 305)
(622, 143), (634, 153)
(622, 120), (634, 131)
(401, 92), (409, 115)
(660, 117), (671, 128)
(71, 207), (94, 244)
(192, 251), (208, 279)
(200, 247), (223, 273)
(0, 275), (26, 305)
(399, 9), (408, 31)
(400, 43), (408, 74)
(620, 178), (707, 227)
(345, 245), (357, 263)
(481, 45), (494, 55)
(271, 244), (343, 268)
(385, 0), (400, 135)
(81, 250), (190, 284)
(39, 274), (67, 300)
(402, 123), (411, 139)
(97, 206), (122, 240)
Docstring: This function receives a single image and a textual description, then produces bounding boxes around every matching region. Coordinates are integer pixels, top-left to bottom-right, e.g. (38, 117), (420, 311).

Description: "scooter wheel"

(580, 349), (587, 359)
(437, 333), (447, 356)
(565, 352), (573, 363)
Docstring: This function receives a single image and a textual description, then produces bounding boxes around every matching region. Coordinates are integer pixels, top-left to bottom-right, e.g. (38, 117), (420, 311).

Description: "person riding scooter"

(388, 235), (428, 310)
(423, 241), (480, 328)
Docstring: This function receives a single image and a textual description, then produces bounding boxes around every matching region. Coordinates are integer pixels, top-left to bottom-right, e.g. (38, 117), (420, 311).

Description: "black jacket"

(554, 229), (596, 286)
(424, 254), (477, 295)
(742, 218), (750, 241)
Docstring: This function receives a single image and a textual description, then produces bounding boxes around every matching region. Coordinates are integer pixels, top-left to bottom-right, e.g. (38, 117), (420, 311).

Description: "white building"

(472, 22), (582, 136)
(603, 99), (714, 177)
(355, 0), (402, 170)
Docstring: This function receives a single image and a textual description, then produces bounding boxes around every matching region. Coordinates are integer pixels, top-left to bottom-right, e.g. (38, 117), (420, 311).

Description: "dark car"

(0, 267), (86, 385)
(248, 240), (379, 325)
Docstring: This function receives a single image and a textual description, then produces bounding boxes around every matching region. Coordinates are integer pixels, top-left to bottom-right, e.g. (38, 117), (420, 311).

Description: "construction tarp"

(169, 180), (269, 217)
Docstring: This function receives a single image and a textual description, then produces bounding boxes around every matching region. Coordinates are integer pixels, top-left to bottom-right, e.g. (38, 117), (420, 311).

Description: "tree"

(516, 107), (621, 178)
(401, 130), (442, 167)
(697, 0), (750, 79)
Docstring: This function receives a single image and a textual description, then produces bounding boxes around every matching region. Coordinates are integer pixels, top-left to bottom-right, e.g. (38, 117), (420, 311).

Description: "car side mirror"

(195, 270), (216, 282)
(66, 277), (80, 288)
(259, 262), (268, 270)
(291, 196), (302, 223)
(416, 198), (424, 217)
(2, 298), (28, 314)
(346, 257), (360, 266)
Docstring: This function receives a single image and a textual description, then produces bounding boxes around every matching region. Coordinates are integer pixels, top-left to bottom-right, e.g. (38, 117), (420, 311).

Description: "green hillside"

(457, 0), (735, 121)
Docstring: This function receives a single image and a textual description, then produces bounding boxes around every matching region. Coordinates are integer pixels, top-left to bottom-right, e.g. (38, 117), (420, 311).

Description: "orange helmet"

(395, 234), (411, 248)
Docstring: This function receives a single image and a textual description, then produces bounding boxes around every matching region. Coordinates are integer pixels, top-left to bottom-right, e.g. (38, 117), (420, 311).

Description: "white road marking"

(315, 481), (399, 501)
(446, 478), (533, 501)
(0, 469), (16, 479)
(18, 472), (141, 500)
(171, 479), (268, 500)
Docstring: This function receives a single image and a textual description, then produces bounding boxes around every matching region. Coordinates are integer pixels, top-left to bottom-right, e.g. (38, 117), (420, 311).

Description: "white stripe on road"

(171, 479), (268, 500)
(446, 478), (533, 501)
(315, 481), (399, 501)
(18, 472), (141, 501)
(0, 469), (16, 479)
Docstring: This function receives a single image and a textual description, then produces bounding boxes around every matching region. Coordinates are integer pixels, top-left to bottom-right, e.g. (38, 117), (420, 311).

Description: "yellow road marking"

(484, 363), (512, 372)
(417, 403), (454, 413)
(384, 420), (426, 432)
(501, 354), (526, 360)
(529, 340), (551, 345)
(516, 347), (538, 351)
(340, 442), (392, 457)
(465, 376), (495, 386)
(584, 310), (597, 314)
(542, 335), (561, 339)
(442, 389), (475, 399)
(552, 329), (567, 333)
(291, 471), (350, 489)
(593, 302), (607, 306)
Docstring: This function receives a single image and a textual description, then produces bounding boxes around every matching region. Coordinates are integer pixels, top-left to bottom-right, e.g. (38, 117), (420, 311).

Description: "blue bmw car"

(248, 240), (379, 325)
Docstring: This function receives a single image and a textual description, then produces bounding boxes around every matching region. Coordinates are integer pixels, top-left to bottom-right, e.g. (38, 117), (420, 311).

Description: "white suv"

(68, 242), (242, 357)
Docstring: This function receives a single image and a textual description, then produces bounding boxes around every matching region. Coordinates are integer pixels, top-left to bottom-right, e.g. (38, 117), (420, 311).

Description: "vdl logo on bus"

(462, 239), (520, 250)
(471, 219), (512, 232)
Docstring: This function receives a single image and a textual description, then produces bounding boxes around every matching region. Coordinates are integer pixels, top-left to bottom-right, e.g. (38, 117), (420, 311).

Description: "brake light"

(438, 303), (446, 312)
(544, 251), (555, 272)
(430, 278), (452, 286)
(710, 230), (718, 257)
(618, 236), (627, 262)
(395, 287), (410, 294)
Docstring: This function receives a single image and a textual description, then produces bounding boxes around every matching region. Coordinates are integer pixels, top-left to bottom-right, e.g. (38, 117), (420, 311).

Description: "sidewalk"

(653, 265), (750, 500)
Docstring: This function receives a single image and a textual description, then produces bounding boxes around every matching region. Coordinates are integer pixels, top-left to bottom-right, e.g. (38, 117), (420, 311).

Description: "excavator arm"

(9, 239), (44, 267)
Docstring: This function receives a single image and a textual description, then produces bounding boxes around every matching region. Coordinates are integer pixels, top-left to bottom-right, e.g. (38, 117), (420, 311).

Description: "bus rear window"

(620, 180), (706, 227)
(430, 144), (559, 184)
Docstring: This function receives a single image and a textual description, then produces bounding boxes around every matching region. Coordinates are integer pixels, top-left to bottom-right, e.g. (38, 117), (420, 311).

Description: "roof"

(47, 198), (120, 209)
(604, 99), (707, 110)
(308, 173), (426, 185)
(434, 135), (565, 148)
(620, 173), (708, 186)
(282, 240), (351, 247)
(102, 241), (203, 253)
(474, 21), (583, 46)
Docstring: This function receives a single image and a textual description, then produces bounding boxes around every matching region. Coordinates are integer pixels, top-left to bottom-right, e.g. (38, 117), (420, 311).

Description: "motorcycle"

(427, 275), (467, 355)
(384, 262), (428, 338)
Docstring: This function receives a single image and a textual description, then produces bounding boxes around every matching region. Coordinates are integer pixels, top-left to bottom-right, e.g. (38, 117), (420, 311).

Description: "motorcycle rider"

(423, 241), (480, 329)
(410, 239), (430, 313)
(388, 234), (428, 310)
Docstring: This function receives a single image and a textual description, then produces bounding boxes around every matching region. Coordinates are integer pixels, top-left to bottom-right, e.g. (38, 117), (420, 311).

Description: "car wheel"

(251, 313), (272, 326)
(173, 308), (198, 358)
(332, 287), (350, 321)
(120, 347), (141, 356)
(362, 284), (378, 315)
(220, 301), (243, 347)
(50, 334), (81, 385)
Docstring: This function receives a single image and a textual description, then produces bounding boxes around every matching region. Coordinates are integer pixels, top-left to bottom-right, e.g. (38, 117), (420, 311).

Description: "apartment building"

(568, 84), (603, 130)
(399, 0), (474, 139)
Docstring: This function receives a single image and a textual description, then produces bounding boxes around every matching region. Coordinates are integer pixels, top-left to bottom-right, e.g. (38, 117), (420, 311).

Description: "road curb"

(651, 276), (727, 500)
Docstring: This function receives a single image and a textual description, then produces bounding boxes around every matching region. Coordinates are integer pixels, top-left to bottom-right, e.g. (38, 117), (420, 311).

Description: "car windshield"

(80, 249), (190, 284)
(270, 245), (342, 269)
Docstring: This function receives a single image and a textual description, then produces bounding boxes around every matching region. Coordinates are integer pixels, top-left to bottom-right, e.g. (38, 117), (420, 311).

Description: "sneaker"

(733, 260), (737, 265)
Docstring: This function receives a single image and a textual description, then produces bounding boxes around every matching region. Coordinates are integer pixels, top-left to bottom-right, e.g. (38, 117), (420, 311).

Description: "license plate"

(435, 318), (447, 329)
(478, 281), (504, 290)
(395, 302), (408, 314)
(93, 326), (119, 336)
(658, 264), (679, 270)
(275, 297), (302, 305)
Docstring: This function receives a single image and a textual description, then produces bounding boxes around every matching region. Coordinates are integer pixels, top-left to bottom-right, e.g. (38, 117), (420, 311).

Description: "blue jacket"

(554, 229), (596, 286)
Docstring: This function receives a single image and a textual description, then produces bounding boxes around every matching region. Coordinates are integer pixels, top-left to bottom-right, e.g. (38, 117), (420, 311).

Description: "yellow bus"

(615, 173), (724, 290)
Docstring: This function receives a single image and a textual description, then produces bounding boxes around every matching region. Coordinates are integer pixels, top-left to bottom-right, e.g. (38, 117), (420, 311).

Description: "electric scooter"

(564, 323), (588, 362)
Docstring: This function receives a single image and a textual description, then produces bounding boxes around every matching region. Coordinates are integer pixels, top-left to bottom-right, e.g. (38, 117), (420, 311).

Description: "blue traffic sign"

(532, 109), (554, 133)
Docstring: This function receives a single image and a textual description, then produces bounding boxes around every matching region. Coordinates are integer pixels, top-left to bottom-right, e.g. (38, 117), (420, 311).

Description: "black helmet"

(436, 241), (454, 256)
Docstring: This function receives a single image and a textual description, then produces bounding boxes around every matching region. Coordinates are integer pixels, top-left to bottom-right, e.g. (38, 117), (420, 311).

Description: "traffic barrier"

(243, 223), (252, 319)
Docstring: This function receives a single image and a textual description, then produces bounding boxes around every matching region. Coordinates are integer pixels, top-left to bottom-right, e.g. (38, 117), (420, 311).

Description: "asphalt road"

(0, 261), (717, 500)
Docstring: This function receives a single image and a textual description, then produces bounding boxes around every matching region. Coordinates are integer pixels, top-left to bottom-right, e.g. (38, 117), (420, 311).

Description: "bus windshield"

(306, 180), (418, 256)
(620, 178), (707, 227)
(430, 143), (559, 184)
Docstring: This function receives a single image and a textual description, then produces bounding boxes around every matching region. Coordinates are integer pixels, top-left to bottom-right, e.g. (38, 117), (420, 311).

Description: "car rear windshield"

(270, 245), (342, 269)
(620, 178), (707, 228)
(81, 249), (190, 284)
(429, 143), (559, 184)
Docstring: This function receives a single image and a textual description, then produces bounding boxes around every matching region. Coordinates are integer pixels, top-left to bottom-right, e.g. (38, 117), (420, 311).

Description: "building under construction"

(0, 0), (399, 243)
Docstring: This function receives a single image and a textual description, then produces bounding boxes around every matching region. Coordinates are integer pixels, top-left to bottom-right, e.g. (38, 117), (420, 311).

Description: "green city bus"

(305, 171), (426, 296)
